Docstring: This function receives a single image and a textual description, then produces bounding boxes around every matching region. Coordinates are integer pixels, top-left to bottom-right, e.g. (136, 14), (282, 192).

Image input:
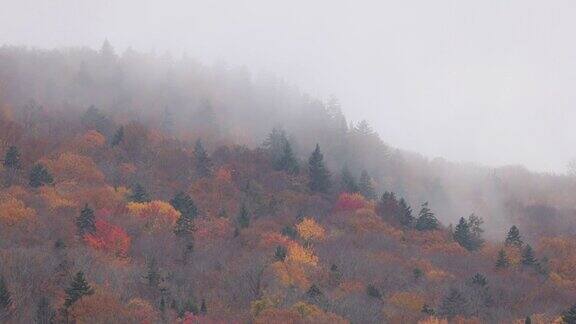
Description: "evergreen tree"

(438, 288), (468, 319)
(454, 217), (474, 251)
(308, 144), (331, 193)
(145, 258), (161, 289)
(562, 304), (576, 324)
(200, 299), (207, 315)
(495, 249), (509, 269)
(421, 304), (435, 316)
(274, 245), (287, 261)
(76, 204), (96, 236)
(64, 272), (94, 308)
(281, 226), (297, 239)
(366, 284), (382, 299)
(376, 192), (399, 220)
(340, 165), (358, 193)
(276, 140), (299, 175)
(35, 296), (55, 324)
(3, 146), (21, 170)
(467, 214), (485, 250)
(470, 273), (488, 287)
(525, 316), (531, 324)
(306, 284), (322, 298)
(29, 163), (53, 188)
(415, 202), (440, 231)
(358, 170), (376, 200)
(237, 204), (250, 229)
(130, 183), (150, 202)
(396, 198), (414, 227)
(111, 126), (124, 146)
(171, 192), (198, 236)
(194, 139), (212, 177)
(521, 244), (537, 267)
(0, 276), (12, 314)
(505, 225), (523, 247)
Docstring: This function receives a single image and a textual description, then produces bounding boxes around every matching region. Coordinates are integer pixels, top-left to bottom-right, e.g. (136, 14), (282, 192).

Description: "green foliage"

(396, 198), (413, 228)
(438, 288), (468, 319)
(525, 316), (531, 324)
(64, 272), (94, 308)
(171, 192), (198, 236)
(281, 226), (297, 239)
(358, 170), (376, 200)
(274, 245), (287, 261)
(200, 299), (207, 315)
(35, 296), (55, 324)
(470, 273), (487, 287)
(340, 165), (358, 193)
(3, 146), (21, 170)
(76, 204), (96, 236)
(308, 144), (331, 193)
(366, 284), (382, 299)
(521, 244), (537, 267)
(265, 129), (299, 174)
(130, 183), (150, 202)
(81, 105), (111, 134)
(0, 276), (12, 313)
(505, 225), (523, 247)
(415, 202), (439, 231)
(421, 304), (435, 316)
(194, 139), (212, 178)
(111, 126), (124, 146)
(495, 249), (509, 269)
(145, 258), (161, 289)
(29, 163), (53, 188)
(306, 284), (322, 298)
(562, 304), (576, 324)
(276, 140), (299, 175)
(376, 191), (398, 219)
(237, 204), (250, 229)
(413, 268), (424, 280)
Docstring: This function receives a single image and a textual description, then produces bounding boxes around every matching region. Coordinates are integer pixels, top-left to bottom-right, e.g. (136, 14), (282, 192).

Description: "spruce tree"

(171, 192), (198, 236)
(276, 140), (299, 175)
(194, 139), (212, 177)
(308, 144), (331, 193)
(421, 304), (435, 316)
(438, 288), (468, 319)
(467, 214), (485, 251)
(562, 304), (576, 324)
(505, 225), (523, 247)
(35, 296), (55, 324)
(64, 272), (94, 308)
(415, 202), (440, 231)
(237, 204), (250, 229)
(340, 165), (358, 193)
(111, 126), (124, 146)
(454, 217), (473, 251)
(366, 284), (382, 299)
(263, 128), (288, 162)
(470, 273), (487, 287)
(145, 258), (161, 289)
(396, 198), (414, 227)
(275, 245), (287, 261)
(495, 249), (509, 269)
(130, 183), (150, 202)
(306, 284), (322, 298)
(76, 204), (96, 236)
(200, 299), (207, 315)
(29, 163), (53, 188)
(3, 146), (21, 170)
(525, 316), (531, 324)
(358, 170), (376, 200)
(376, 192), (399, 220)
(0, 276), (12, 313)
(521, 244), (537, 266)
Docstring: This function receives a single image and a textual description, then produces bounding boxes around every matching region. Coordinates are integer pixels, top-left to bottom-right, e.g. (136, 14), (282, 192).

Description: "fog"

(2, 0), (575, 173)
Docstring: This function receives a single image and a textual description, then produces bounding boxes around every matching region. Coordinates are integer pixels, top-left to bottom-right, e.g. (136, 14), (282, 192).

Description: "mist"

(3, 0), (576, 173)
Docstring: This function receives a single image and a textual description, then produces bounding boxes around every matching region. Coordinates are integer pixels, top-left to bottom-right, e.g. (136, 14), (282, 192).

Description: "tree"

(76, 204), (96, 236)
(276, 140), (299, 175)
(64, 272), (94, 308)
(29, 163), (53, 188)
(521, 244), (537, 267)
(562, 304), (576, 324)
(306, 284), (322, 299)
(145, 258), (161, 289)
(340, 165), (358, 193)
(366, 284), (382, 299)
(0, 276), (12, 314)
(111, 126), (124, 146)
(194, 139), (212, 177)
(358, 170), (376, 200)
(495, 249), (509, 269)
(200, 299), (207, 315)
(453, 217), (473, 251)
(396, 198), (414, 227)
(505, 225), (523, 247)
(130, 183), (150, 203)
(421, 304), (435, 316)
(308, 144), (331, 193)
(35, 296), (55, 324)
(470, 273), (487, 287)
(3, 146), (20, 169)
(438, 288), (468, 319)
(376, 192), (399, 220)
(170, 192), (198, 236)
(415, 202), (439, 231)
(237, 204), (250, 229)
(467, 214), (485, 251)
(525, 316), (531, 324)
(275, 245), (287, 261)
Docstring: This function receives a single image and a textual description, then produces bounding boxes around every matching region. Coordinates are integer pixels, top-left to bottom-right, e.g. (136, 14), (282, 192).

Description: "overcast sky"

(1, 0), (575, 173)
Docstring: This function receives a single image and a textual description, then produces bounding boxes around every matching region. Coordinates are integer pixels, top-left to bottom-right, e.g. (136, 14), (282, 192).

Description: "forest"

(1, 43), (576, 323)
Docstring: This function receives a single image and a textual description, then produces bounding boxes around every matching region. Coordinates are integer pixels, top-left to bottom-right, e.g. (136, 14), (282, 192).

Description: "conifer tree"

(276, 140), (299, 175)
(3, 146), (21, 170)
(525, 316), (531, 324)
(396, 198), (414, 227)
(470, 273), (487, 287)
(76, 204), (96, 236)
(438, 288), (468, 319)
(306, 284), (322, 298)
(130, 183), (150, 202)
(505, 225), (523, 247)
(111, 126), (124, 146)
(200, 299), (207, 315)
(366, 284), (382, 299)
(237, 204), (250, 229)
(274, 245), (287, 261)
(421, 304), (435, 316)
(0, 276), (12, 314)
(454, 217), (473, 251)
(467, 214), (485, 251)
(340, 165), (358, 193)
(415, 202), (440, 231)
(145, 258), (161, 289)
(64, 272), (94, 308)
(171, 192), (198, 236)
(521, 244), (537, 266)
(562, 304), (576, 324)
(308, 144), (331, 193)
(194, 139), (212, 177)
(29, 163), (53, 188)
(35, 296), (55, 324)
(376, 192), (399, 220)
(358, 170), (376, 200)
(495, 249), (509, 269)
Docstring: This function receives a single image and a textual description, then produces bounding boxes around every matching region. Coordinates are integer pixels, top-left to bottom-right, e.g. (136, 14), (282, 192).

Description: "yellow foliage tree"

(127, 200), (180, 231)
(296, 217), (326, 241)
(0, 196), (36, 226)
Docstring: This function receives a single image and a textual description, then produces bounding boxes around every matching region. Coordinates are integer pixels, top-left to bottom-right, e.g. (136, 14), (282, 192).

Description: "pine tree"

(521, 244), (537, 266)
(35, 296), (55, 324)
(171, 192), (198, 236)
(76, 204), (96, 236)
(200, 299), (207, 315)
(562, 304), (576, 324)
(376, 192), (399, 220)
(525, 316), (531, 324)
(358, 170), (376, 200)
(421, 304), (435, 316)
(306, 284), (322, 298)
(194, 139), (212, 177)
(130, 183), (150, 202)
(495, 249), (509, 269)
(415, 202), (440, 231)
(505, 225), (523, 247)
(145, 258), (161, 289)
(64, 272), (94, 308)
(438, 288), (468, 319)
(237, 204), (250, 229)
(308, 144), (331, 193)
(470, 273), (487, 287)
(111, 126), (124, 146)
(274, 245), (287, 261)
(454, 217), (473, 251)
(467, 214), (485, 250)
(340, 165), (358, 193)
(0, 276), (12, 314)
(3, 146), (21, 170)
(396, 198), (414, 227)
(276, 140), (299, 175)
(366, 284), (382, 299)
(29, 163), (53, 188)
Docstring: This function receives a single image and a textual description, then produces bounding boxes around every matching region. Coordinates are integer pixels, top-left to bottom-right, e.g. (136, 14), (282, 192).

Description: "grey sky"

(1, 0), (575, 173)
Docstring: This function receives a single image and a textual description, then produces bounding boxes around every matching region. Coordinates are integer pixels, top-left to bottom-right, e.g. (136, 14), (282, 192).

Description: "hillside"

(0, 44), (576, 323)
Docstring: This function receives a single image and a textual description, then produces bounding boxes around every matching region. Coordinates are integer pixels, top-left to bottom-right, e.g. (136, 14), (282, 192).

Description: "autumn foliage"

(335, 193), (369, 211)
(85, 219), (131, 257)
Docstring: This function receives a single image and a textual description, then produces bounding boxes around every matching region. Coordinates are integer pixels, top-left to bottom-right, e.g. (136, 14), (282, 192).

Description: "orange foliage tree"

(335, 193), (369, 211)
(84, 219), (131, 257)
(296, 217), (326, 241)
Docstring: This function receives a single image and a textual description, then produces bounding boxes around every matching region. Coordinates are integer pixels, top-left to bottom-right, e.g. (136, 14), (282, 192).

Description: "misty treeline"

(0, 43), (576, 323)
